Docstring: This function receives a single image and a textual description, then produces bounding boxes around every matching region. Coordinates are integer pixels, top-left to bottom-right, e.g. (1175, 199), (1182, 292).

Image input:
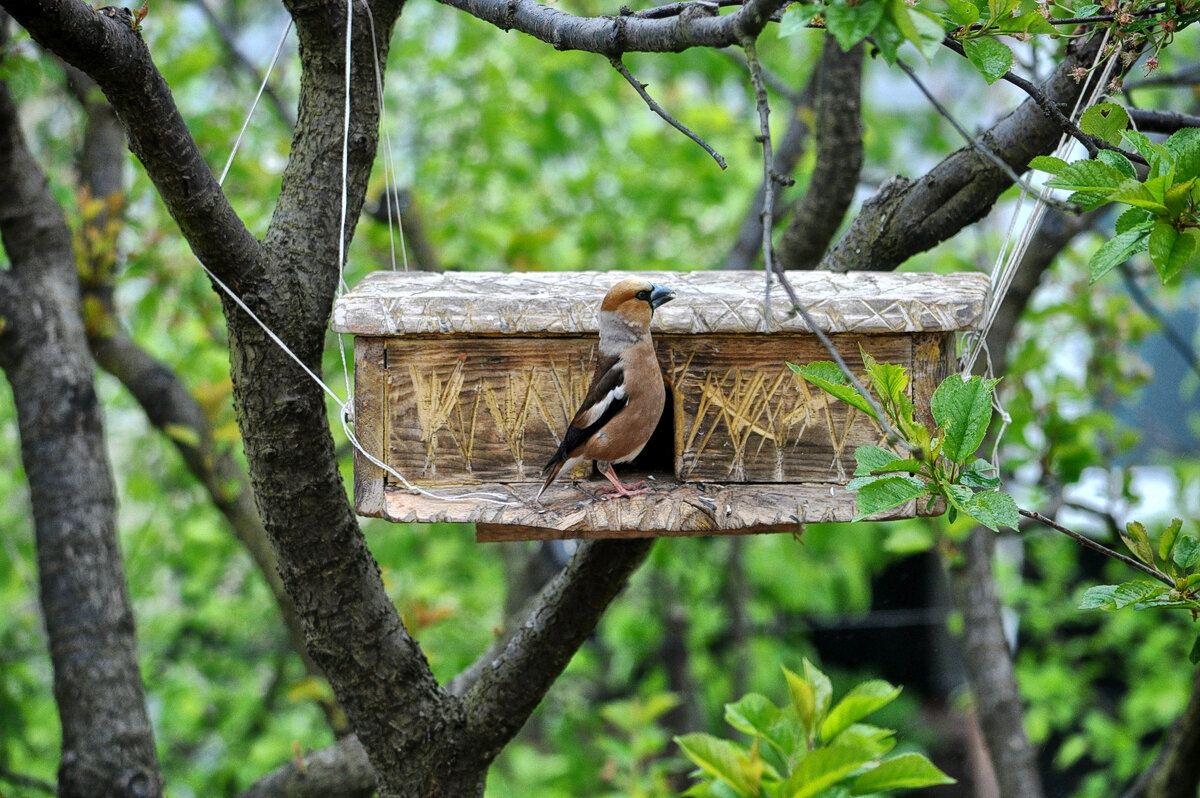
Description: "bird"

(536, 277), (675, 501)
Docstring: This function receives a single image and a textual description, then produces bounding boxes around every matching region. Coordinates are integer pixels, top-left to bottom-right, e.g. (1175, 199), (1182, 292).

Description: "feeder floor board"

(373, 474), (934, 542)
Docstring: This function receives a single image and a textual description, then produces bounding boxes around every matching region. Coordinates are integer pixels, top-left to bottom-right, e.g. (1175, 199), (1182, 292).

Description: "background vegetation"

(2, 0), (1200, 796)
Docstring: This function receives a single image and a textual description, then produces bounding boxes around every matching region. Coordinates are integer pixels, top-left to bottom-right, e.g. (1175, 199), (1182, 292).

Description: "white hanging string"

(219, 19), (294, 188)
(959, 32), (1118, 466)
(960, 29), (1117, 377)
(206, 1), (521, 508)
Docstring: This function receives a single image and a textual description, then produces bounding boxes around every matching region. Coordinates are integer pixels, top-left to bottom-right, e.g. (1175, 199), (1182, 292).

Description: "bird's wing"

(542, 358), (627, 474)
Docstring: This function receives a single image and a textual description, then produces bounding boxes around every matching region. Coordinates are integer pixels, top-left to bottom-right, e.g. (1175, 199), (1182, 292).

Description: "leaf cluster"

(789, 350), (1018, 531)
(1079, 518), (1200, 661)
(1032, 120), (1200, 283)
(676, 661), (953, 797)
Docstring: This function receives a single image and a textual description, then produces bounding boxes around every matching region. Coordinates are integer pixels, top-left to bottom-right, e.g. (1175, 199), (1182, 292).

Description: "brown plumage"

(537, 277), (675, 501)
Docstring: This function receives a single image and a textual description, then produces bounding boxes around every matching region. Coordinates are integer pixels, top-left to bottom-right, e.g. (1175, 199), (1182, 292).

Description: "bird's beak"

(649, 283), (675, 310)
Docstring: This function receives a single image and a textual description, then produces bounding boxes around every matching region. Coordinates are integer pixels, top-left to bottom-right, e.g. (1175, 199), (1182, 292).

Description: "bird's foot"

(600, 480), (651, 499)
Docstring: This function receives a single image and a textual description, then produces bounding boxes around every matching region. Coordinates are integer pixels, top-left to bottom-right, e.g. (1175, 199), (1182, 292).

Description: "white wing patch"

(577, 383), (626, 429)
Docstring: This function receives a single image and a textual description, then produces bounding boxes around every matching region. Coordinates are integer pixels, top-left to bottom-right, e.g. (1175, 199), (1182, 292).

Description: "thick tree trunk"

(0, 78), (162, 798)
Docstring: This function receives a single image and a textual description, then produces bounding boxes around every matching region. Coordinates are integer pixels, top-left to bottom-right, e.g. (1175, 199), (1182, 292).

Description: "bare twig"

(743, 36), (906, 445)
(940, 37), (1147, 164)
(717, 47), (804, 104)
(740, 36), (778, 323)
(1018, 508), (1175, 587)
(611, 56), (727, 168)
(894, 54), (1077, 211)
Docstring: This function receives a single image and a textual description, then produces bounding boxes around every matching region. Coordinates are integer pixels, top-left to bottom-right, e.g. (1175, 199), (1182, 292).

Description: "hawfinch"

(537, 278), (675, 500)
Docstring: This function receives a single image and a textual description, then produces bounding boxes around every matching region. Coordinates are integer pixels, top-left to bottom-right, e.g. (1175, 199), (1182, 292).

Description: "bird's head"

(600, 278), (675, 329)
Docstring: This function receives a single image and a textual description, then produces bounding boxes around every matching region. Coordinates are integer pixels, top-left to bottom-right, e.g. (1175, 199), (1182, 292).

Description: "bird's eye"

(635, 289), (650, 301)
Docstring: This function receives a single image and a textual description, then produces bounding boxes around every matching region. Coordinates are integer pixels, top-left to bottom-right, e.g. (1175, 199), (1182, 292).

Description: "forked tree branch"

(776, 36), (863, 270)
(434, 0), (788, 54)
(822, 32), (1111, 272)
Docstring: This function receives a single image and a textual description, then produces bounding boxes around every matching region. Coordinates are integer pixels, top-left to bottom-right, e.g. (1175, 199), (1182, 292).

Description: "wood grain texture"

(374, 473), (933, 539)
(353, 338), (387, 515)
(666, 334), (908, 482)
(332, 270), (990, 337)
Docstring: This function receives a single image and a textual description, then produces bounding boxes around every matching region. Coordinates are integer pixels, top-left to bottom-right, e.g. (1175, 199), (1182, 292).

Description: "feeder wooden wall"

(331, 270), (989, 541)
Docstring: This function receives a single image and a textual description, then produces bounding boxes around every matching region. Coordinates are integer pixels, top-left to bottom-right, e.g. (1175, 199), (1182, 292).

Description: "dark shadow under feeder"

(332, 270), (989, 541)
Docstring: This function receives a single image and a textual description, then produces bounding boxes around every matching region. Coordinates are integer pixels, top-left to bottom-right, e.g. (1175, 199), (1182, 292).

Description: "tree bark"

(951, 530), (1044, 798)
(821, 34), (1109, 273)
(0, 75), (163, 798)
(776, 38), (863, 270)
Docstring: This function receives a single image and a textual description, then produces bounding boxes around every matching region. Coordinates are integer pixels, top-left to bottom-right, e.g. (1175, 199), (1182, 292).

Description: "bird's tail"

(535, 460), (565, 501)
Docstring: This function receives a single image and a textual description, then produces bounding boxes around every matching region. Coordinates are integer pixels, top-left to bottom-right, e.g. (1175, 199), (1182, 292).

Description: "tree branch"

(458, 539), (655, 752)
(239, 734), (376, 798)
(1121, 665), (1200, 798)
(0, 73), (163, 798)
(1126, 108), (1200, 134)
(1, 0), (263, 289)
(776, 36), (863, 270)
(611, 55), (726, 168)
(822, 32), (1111, 272)
(434, 0), (789, 55)
(949, 530), (1045, 798)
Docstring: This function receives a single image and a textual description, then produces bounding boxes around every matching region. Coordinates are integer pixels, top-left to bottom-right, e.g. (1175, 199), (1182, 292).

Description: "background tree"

(1, 1), (1199, 797)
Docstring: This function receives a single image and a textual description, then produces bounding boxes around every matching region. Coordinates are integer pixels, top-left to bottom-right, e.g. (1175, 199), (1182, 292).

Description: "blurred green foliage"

(3, 1), (1200, 796)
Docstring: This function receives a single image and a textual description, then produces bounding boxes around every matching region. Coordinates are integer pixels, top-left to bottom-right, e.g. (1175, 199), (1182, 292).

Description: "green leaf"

(1097, 149), (1137, 180)
(959, 458), (1001, 489)
(1124, 129), (1174, 178)
(725, 693), (779, 738)
(1122, 521), (1156, 566)
(854, 445), (901, 476)
(962, 37), (1013, 84)
(1173, 536), (1200, 569)
(996, 9), (1058, 33)
(888, 0), (944, 61)
(1166, 127), (1200, 182)
(1159, 518), (1183, 562)
(942, 0), (981, 26)
(825, 0), (886, 50)
(1079, 103), (1130, 146)
(1148, 222), (1197, 283)
(782, 745), (877, 798)
(1111, 178), (1169, 214)
(853, 476), (930, 520)
(803, 660), (833, 726)
(1044, 159), (1127, 197)
(851, 752), (956, 793)
(791, 361), (878, 421)
(1114, 206), (1153, 234)
(930, 375), (998, 464)
(820, 680), (902, 743)
(1112, 581), (1164, 609)
(835, 723), (897, 757)
(962, 490), (1019, 531)
(783, 666), (818, 740)
(675, 734), (758, 798)
(1079, 585), (1119, 610)
(779, 3), (823, 37)
(1089, 224), (1152, 283)
(1029, 155), (1068, 175)
(865, 359), (909, 410)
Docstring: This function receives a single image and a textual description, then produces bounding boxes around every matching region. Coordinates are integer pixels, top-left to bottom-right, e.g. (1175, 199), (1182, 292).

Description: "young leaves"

(677, 662), (953, 796)
(792, 355), (1017, 531)
(1030, 121), (1200, 283)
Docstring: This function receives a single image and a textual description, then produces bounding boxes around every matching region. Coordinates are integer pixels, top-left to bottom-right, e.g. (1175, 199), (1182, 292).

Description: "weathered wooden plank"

(378, 473), (932, 538)
(352, 338), (387, 516)
(332, 270), (990, 337)
(664, 334), (908, 482)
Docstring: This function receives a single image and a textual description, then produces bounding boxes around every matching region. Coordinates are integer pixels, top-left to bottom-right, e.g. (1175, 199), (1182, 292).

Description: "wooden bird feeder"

(331, 270), (989, 541)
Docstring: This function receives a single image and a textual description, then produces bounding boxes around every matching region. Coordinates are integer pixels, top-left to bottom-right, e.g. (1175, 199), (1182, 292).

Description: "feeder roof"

(331, 270), (989, 337)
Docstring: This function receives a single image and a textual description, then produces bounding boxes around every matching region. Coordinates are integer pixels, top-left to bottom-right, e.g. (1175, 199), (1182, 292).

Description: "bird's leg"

(599, 463), (651, 498)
